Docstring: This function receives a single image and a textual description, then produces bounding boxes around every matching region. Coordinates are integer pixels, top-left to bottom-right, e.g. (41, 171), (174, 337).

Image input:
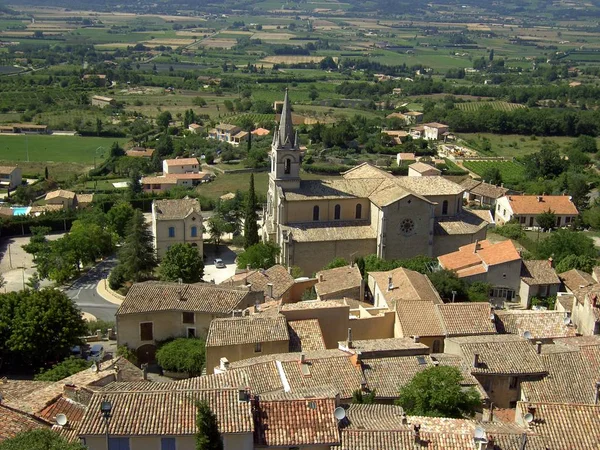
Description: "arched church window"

(442, 200), (449, 215)
(284, 158), (291, 175)
(355, 204), (362, 219)
(334, 204), (341, 220)
(313, 205), (320, 221)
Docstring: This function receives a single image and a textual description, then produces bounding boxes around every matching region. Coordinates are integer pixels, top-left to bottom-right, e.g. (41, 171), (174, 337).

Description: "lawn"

(462, 160), (526, 185)
(0, 135), (128, 164)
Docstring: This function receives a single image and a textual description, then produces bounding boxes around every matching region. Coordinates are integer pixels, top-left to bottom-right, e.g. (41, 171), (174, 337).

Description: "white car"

(214, 258), (225, 268)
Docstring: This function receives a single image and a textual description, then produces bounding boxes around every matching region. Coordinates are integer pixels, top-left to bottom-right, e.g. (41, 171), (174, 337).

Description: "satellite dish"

(523, 331), (532, 339)
(334, 407), (346, 421)
(524, 413), (534, 423)
(474, 426), (486, 440)
(56, 414), (68, 426)
(563, 317), (571, 325)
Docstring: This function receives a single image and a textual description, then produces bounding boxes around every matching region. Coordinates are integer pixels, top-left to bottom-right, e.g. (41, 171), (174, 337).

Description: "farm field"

(456, 101), (527, 112)
(0, 135), (128, 164)
(462, 160), (526, 185)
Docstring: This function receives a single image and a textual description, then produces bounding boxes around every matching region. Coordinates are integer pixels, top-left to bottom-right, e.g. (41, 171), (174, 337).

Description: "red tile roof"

(505, 195), (579, 216)
(438, 239), (521, 277)
(0, 404), (47, 441)
(163, 157), (199, 166)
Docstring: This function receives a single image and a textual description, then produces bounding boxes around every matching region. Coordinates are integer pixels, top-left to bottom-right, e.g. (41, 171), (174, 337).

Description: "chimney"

(220, 357), (230, 371)
(288, 266), (292, 275)
(401, 412), (408, 425)
(485, 438), (495, 450)
(300, 353), (306, 364)
(537, 196), (542, 202)
(413, 424), (421, 446)
(177, 290), (184, 301)
(473, 353), (480, 368)
(595, 381), (600, 405)
(473, 239), (479, 253)
(347, 328), (353, 349)
(387, 276), (394, 292)
(238, 388), (249, 402)
(319, 273), (324, 282)
(536, 341), (542, 355)
(350, 260), (354, 267)
(527, 406), (536, 420)
(141, 363), (148, 381)
(548, 257), (553, 268)
(412, 335), (420, 343)
(266, 283), (274, 298)
(254, 299), (260, 313)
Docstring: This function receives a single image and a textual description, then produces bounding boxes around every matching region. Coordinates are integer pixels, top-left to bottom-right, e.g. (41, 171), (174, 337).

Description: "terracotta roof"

(516, 401), (600, 449)
(281, 300), (348, 311)
(117, 281), (250, 315)
(188, 123), (201, 129)
(0, 404), (47, 441)
(554, 335), (600, 348)
(369, 267), (442, 310)
(141, 176), (178, 185)
(339, 338), (428, 355)
(438, 239), (521, 277)
(407, 162), (441, 174)
(215, 123), (241, 132)
(504, 195), (579, 216)
(45, 189), (75, 200)
(284, 222), (377, 242)
(163, 157), (199, 166)
(165, 172), (211, 180)
(126, 148), (154, 158)
(38, 396), (86, 424)
(556, 293), (575, 312)
(0, 380), (52, 407)
(92, 95), (113, 102)
(559, 268), (596, 292)
(245, 265), (295, 299)
(76, 193), (94, 205)
(436, 303), (497, 337)
(206, 314), (289, 347)
(315, 265), (362, 297)
(253, 398), (339, 447)
(395, 301), (445, 337)
(424, 122), (449, 129)
(396, 152), (416, 160)
(288, 319), (326, 352)
(461, 179), (508, 199)
(284, 178), (383, 201)
(521, 260), (561, 286)
(79, 388), (253, 436)
(446, 335), (546, 376)
(153, 198), (202, 220)
(251, 127), (270, 136)
(495, 310), (577, 339)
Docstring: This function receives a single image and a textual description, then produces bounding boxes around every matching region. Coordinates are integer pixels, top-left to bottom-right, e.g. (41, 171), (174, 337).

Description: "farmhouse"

(91, 95), (116, 108)
(495, 194), (579, 228)
(0, 165), (21, 189)
(208, 123), (248, 146)
(188, 123), (202, 134)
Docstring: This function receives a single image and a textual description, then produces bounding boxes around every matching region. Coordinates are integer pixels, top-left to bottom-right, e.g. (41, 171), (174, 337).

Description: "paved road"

(65, 257), (119, 322)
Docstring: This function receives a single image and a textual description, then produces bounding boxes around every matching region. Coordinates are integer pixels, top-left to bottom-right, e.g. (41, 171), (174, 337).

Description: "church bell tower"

(269, 89), (301, 190)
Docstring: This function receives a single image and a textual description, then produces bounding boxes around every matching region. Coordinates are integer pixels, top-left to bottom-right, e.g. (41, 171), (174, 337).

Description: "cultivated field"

(456, 101), (527, 112)
(462, 160), (526, 184)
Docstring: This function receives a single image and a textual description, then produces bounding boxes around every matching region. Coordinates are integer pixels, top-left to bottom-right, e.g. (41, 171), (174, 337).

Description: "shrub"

(108, 264), (127, 290)
(117, 345), (138, 365)
(35, 356), (92, 382)
(156, 338), (206, 376)
(493, 223), (525, 240)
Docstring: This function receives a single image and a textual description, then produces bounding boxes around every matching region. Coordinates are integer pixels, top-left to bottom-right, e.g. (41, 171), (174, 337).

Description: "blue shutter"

(161, 438), (177, 450)
(108, 437), (130, 450)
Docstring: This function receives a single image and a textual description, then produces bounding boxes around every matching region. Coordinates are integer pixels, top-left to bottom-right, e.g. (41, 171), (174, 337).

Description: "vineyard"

(223, 113), (277, 126)
(456, 101), (526, 112)
(462, 160), (526, 185)
(0, 88), (86, 112)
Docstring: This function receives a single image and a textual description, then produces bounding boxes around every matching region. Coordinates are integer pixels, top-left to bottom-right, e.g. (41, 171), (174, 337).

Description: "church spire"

(278, 88), (295, 148)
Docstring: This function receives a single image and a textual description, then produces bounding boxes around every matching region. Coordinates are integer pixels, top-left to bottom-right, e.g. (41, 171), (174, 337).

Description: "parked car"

(87, 344), (105, 362)
(214, 258), (225, 268)
(70, 346), (83, 358)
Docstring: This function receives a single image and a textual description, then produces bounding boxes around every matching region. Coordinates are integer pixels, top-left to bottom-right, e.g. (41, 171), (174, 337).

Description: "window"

(168, 227), (175, 238)
(161, 438), (176, 450)
(520, 216), (526, 224)
(556, 217), (561, 227)
(284, 158), (291, 174)
(432, 340), (441, 353)
(313, 205), (320, 221)
(190, 226), (198, 238)
(529, 217), (534, 227)
(509, 401), (517, 408)
(182, 312), (195, 324)
(509, 376), (518, 389)
(566, 216), (571, 224)
(109, 437), (130, 450)
(255, 342), (262, 353)
(140, 322), (153, 341)
(334, 204), (341, 220)
(442, 200), (448, 215)
(355, 203), (362, 219)
(187, 328), (196, 338)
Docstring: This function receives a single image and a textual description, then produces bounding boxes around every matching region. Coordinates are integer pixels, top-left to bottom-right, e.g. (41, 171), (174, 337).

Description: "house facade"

(151, 198), (203, 258)
(495, 195), (579, 228)
(0, 165), (21, 190)
(519, 259), (561, 308)
(163, 157), (200, 175)
(208, 123), (249, 146)
(91, 95), (116, 108)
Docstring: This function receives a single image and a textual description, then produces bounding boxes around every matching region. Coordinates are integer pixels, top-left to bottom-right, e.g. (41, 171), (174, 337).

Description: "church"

(263, 91), (488, 275)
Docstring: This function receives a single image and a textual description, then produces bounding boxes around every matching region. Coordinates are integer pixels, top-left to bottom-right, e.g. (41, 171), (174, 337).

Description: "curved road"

(65, 257), (119, 322)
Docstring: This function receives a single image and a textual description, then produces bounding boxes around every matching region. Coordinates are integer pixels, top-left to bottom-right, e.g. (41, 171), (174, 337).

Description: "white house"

(495, 195), (579, 228)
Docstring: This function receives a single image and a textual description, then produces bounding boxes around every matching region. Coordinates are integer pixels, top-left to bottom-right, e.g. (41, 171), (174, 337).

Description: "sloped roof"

(0, 165), (17, 175)
(495, 310), (577, 340)
(434, 210), (489, 236)
(438, 239), (521, 277)
(288, 319), (326, 352)
(437, 303), (497, 337)
(370, 267), (442, 310)
(206, 314), (289, 347)
(315, 265), (362, 297)
(407, 162), (441, 175)
(395, 301), (445, 337)
(0, 404), (47, 441)
(504, 195), (579, 216)
(285, 222), (377, 242)
(164, 157), (199, 166)
(153, 198), (202, 220)
(521, 260), (561, 286)
(245, 265), (295, 300)
(45, 189), (76, 200)
(117, 281), (249, 315)
(559, 268), (596, 292)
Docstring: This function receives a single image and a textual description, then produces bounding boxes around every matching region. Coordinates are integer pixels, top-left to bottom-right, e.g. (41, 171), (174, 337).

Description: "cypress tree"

(243, 174), (259, 249)
(118, 209), (157, 281)
(195, 400), (223, 450)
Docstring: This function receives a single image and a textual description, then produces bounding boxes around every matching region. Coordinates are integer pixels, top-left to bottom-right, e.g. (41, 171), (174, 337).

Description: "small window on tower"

(284, 158), (291, 175)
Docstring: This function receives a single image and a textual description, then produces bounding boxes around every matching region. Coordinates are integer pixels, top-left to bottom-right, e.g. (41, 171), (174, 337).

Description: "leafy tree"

(118, 209), (157, 283)
(555, 254), (598, 274)
(193, 96), (207, 107)
(427, 269), (467, 300)
(156, 338), (205, 376)
(523, 141), (567, 180)
(160, 243), (205, 283)
(566, 173), (591, 211)
(156, 110), (173, 131)
(208, 215), (228, 246)
(573, 134), (597, 153)
(35, 356), (92, 381)
(22, 226), (52, 259)
(107, 202), (135, 238)
(0, 288), (87, 369)
(352, 389), (376, 404)
(323, 257), (349, 270)
(95, 117), (103, 136)
(244, 174), (260, 248)
(12, 185), (37, 205)
(536, 229), (597, 264)
(223, 100), (234, 112)
(0, 429), (86, 450)
(116, 345), (138, 365)
(396, 366), (481, 418)
(236, 242), (280, 269)
(565, 148), (590, 169)
(493, 223), (525, 240)
(195, 400), (223, 450)
(467, 282), (492, 302)
(482, 166), (502, 185)
(536, 209), (557, 231)
(488, 48), (494, 61)
(583, 203), (600, 229)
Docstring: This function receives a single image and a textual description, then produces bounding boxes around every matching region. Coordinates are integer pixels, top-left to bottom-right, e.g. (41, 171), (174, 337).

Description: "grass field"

(0, 135), (128, 164)
(456, 101), (526, 112)
(462, 160), (526, 184)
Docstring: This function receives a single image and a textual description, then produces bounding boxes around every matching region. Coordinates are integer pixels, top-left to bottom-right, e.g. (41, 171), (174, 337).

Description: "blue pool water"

(11, 207), (30, 216)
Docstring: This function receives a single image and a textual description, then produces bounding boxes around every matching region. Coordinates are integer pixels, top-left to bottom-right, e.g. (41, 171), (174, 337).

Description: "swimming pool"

(11, 207), (30, 216)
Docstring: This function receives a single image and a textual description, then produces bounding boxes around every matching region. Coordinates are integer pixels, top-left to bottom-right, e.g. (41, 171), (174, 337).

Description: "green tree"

(223, 100), (234, 112)
(467, 281), (492, 302)
(208, 215), (228, 246)
(95, 117), (103, 136)
(573, 134), (597, 153)
(236, 242), (280, 269)
(193, 96), (207, 107)
(323, 257), (349, 270)
(536, 209), (557, 231)
(116, 345), (138, 365)
(107, 202), (135, 239)
(536, 229), (597, 264)
(35, 356), (92, 381)
(482, 166), (502, 185)
(427, 269), (467, 301)
(555, 254), (598, 274)
(156, 338), (205, 376)
(110, 141), (125, 158)
(156, 110), (173, 131)
(0, 429), (86, 450)
(195, 400), (223, 450)
(352, 389), (376, 404)
(129, 168), (142, 197)
(160, 243), (205, 283)
(243, 174), (260, 248)
(118, 209), (157, 282)
(396, 366), (481, 418)
(488, 48), (494, 61)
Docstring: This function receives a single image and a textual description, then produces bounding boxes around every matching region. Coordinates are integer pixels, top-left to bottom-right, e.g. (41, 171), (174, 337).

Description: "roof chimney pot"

(473, 353), (480, 368)
(347, 328), (353, 349)
(536, 341), (542, 355)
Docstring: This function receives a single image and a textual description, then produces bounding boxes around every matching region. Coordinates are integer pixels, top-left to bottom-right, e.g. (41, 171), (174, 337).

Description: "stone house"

(460, 178), (509, 207)
(0, 165), (21, 190)
(571, 288), (600, 335)
(221, 265), (297, 302)
(90, 95), (115, 108)
(519, 259), (561, 308)
(162, 157), (200, 175)
(151, 198), (203, 259)
(315, 264), (364, 301)
(208, 123), (248, 146)
(407, 161), (441, 177)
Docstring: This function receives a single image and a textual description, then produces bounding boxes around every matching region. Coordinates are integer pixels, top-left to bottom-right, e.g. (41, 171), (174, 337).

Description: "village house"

(44, 190), (94, 210)
(116, 281), (262, 363)
(315, 264), (364, 301)
(571, 288), (600, 335)
(288, 318), (327, 352)
(396, 152), (416, 166)
(221, 264), (299, 303)
(460, 178), (509, 207)
(90, 95), (116, 108)
(0, 165), (21, 189)
(495, 194), (579, 227)
(407, 161), (441, 177)
(142, 157), (211, 193)
(188, 123), (202, 134)
(151, 197), (203, 258)
(208, 123), (249, 146)
(559, 268), (596, 293)
(519, 259), (561, 308)
(125, 147), (154, 158)
(252, 127), (270, 137)
(369, 267), (442, 310)
(438, 239), (522, 303)
(382, 129), (409, 145)
(422, 122), (450, 141)
(163, 157), (200, 175)
(494, 310), (578, 341)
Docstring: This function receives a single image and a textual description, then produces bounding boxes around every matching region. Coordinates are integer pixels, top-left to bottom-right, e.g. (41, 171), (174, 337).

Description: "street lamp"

(100, 396), (112, 450)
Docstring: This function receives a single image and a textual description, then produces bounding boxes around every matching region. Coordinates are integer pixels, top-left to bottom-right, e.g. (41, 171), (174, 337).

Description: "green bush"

(117, 345), (138, 365)
(35, 356), (92, 382)
(493, 223), (525, 240)
(108, 264), (127, 290)
(156, 338), (206, 376)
